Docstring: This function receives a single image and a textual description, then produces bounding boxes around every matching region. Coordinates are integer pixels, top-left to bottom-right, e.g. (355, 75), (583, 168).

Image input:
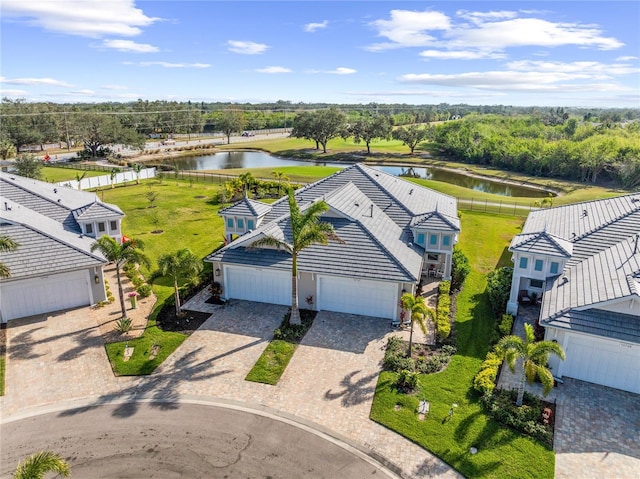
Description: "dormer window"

(247, 219), (254, 230)
(237, 218), (244, 229)
(443, 235), (451, 246)
(429, 234), (438, 245)
(550, 262), (559, 274)
(417, 233), (425, 245)
(110, 220), (118, 231)
(98, 222), (106, 233)
(227, 218), (234, 228)
(85, 223), (93, 235)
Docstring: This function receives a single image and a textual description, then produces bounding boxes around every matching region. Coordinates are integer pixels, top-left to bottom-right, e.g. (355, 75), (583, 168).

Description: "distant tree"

(75, 171), (86, 189)
(91, 236), (150, 319)
(0, 139), (17, 160)
(271, 170), (289, 196)
(347, 115), (392, 154)
(291, 108), (346, 153)
(158, 248), (203, 316)
(110, 168), (118, 188)
(13, 154), (43, 179)
(13, 451), (70, 479)
(218, 109), (247, 144)
(400, 293), (434, 357)
(145, 190), (158, 208)
(0, 235), (19, 278)
(69, 112), (144, 158)
(133, 163), (143, 184)
(498, 323), (565, 407)
(392, 124), (432, 154)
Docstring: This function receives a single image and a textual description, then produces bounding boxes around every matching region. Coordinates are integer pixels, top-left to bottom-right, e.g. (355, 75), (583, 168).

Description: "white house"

(507, 194), (640, 394)
(0, 172), (124, 322)
(207, 164), (461, 321)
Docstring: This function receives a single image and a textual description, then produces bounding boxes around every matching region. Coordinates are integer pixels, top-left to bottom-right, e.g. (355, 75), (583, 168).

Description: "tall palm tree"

(158, 248), (203, 316)
(400, 293), (435, 357)
(0, 235), (19, 278)
(132, 163), (143, 184)
(110, 168), (118, 188)
(271, 170), (289, 196)
(251, 188), (341, 325)
(91, 236), (150, 319)
(498, 323), (565, 407)
(13, 451), (70, 479)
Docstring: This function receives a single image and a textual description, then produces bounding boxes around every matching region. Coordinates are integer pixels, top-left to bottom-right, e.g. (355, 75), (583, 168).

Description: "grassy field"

(370, 211), (555, 479)
(245, 340), (297, 385)
(202, 165), (342, 184)
(42, 165), (106, 182)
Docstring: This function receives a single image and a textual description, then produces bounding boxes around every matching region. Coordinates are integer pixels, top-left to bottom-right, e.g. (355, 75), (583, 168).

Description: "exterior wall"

(544, 327), (565, 376)
(222, 214), (258, 241)
(507, 252), (566, 314)
(597, 299), (640, 315)
(80, 217), (122, 243)
(297, 272), (317, 310)
(211, 260), (225, 292)
(413, 229), (457, 280)
(89, 266), (107, 303)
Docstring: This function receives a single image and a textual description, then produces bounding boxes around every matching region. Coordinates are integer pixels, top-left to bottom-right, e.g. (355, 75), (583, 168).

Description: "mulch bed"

(155, 304), (211, 334)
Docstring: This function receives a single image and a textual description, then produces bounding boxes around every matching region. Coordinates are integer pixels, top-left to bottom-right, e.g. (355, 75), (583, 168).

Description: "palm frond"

(250, 235), (293, 254)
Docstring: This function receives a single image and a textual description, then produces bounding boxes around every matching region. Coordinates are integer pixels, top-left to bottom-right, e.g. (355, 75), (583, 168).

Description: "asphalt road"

(1, 401), (394, 479)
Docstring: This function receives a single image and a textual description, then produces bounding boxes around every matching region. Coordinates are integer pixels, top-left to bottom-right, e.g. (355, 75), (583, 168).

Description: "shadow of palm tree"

(58, 347), (230, 418)
(324, 370), (379, 407)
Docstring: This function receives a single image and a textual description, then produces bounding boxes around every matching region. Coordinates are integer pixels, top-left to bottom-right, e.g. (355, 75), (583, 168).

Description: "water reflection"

(166, 151), (549, 198)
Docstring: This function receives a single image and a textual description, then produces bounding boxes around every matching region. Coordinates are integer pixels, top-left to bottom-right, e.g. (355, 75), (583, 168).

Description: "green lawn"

(97, 178), (227, 375)
(245, 339), (297, 385)
(203, 165), (342, 184)
(370, 211), (555, 479)
(42, 165), (106, 182)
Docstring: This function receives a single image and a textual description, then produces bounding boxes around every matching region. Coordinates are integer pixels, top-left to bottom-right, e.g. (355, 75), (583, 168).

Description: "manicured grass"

(97, 178), (226, 375)
(42, 165), (106, 182)
(371, 211), (555, 479)
(203, 165), (342, 184)
(104, 319), (187, 375)
(245, 339), (297, 385)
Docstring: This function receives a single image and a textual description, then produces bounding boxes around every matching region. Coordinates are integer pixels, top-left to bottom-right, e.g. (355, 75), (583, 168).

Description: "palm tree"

(498, 323), (565, 407)
(400, 293), (435, 357)
(13, 451), (70, 479)
(91, 236), (150, 319)
(251, 188), (341, 325)
(110, 168), (118, 188)
(158, 248), (203, 316)
(132, 163), (143, 184)
(238, 172), (256, 196)
(271, 170), (289, 196)
(74, 171), (86, 190)
(0, 235), (19, 278)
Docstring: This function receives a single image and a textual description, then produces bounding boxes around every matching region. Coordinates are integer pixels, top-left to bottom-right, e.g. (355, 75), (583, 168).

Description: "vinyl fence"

(56, 167), (156, 190)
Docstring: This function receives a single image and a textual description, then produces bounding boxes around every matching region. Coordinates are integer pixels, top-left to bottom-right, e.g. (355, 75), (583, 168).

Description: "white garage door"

(561, 334), (640, 394)
(1, 270), (91, 322)
(225, 265), (291, 306)
(318, 275), (397, 319)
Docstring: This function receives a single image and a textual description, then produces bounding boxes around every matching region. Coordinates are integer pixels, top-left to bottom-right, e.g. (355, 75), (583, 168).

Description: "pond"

(165, 151), (551, 198)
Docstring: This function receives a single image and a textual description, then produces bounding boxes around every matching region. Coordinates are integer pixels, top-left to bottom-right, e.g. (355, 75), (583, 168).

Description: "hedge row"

(436, 280), (451, 341)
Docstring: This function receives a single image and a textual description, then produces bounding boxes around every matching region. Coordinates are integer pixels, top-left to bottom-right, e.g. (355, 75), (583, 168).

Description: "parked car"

(241, 131), (255, 137)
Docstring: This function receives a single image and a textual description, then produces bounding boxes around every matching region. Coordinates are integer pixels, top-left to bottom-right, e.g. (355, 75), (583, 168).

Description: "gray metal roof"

(74, 201), (124, 221)
(208, 165), (455, 283)
(509, 231), (573, 258)
(219, 197), (272, 218)
(410, 211), (461, 232)
(541, 308), (640, 344)
(525, 193), (640, 340)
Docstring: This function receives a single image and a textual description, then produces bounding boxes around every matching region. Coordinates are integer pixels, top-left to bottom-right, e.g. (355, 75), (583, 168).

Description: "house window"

(247, 219), (254, 230)
(237, 218), (244, 229)
(519, 257), (528, 269)
(110, 220), (117, 231)
(227, 218), (233, 228)
(429, 234), (438, 245)
(427, 253), (439, 261)
(530, 279), (544, 289)
(442, 235), (451, 246)
(98, 222), (105, 233)
(534, 259), (543, 271)
(417, 233), (425, 245)
(550, 262), (559, 274)
(85, 223), (93, 235)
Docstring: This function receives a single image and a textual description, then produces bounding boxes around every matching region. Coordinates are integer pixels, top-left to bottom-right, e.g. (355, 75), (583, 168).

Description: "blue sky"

(1, 1), (638, 107)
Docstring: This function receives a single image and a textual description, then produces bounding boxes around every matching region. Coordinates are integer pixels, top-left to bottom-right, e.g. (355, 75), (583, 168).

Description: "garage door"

(225, 265), (291, 306)
(318, 275), (397, 320)
(560, 334), (640, 394)
(1, 270), (91, 322)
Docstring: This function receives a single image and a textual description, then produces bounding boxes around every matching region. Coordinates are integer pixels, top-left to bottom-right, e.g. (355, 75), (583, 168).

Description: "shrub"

(396, 369), (419, 393)
(436, 281), (452, 341)
(115, 317), (133, 334)
(451, 247), (470, 291)
(486, 267), (513, 315)
(137, 284), (152, 298)
(473, 350), (503, 395)
(498, 314), (515, 337)
(131, 275), (144, 288)
(272, 310), (315, 343)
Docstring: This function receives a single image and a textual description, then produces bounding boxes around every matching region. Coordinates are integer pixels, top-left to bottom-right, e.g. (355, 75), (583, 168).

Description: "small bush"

(137, 284), (152, 298)
(396, 369), (419, 393)
(115, 317), (133, 334)
(451, 247), (470, 291)
(498, 314), (515, 337)
(473, 367), (498, 395)
(131, 275), (144, 288)
(486, 267), (513, 316)
(436, 281), (452, 341)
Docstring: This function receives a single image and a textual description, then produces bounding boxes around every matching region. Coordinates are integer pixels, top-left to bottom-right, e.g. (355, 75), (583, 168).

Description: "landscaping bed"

(155, 302), (212, 334)
(0, 324), (6, 396)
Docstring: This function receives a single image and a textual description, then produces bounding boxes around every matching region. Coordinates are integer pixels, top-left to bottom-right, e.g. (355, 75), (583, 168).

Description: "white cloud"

(367, 9), (451, 51)
(102, 39), (159, 53)
(367, 9), (624, 52)
(419, 50), (505, 60)
(1, 0), (159, 38)
(256, 66), (292, 74)
(227, 40), (269, 55)
(100, 84), (129, 91)
(617, 55), (638, 61)
(0, 76), (73, 87)
(70, 89), (95, 96)
(304, 20), (328, 32)
(328, 67), (357, 75)
(130, 61), (210, 68)
(0, 89), (28, 97)
(506, 60), (639, 76)
(344, 89), (504, 98)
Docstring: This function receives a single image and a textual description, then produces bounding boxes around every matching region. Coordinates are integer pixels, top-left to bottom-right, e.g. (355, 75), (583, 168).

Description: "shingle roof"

(219, 197), (272, 218)
(510, 231), (573, 258)
(74, 201), (124, 221)
(208, 164), (456, 283)
(542, 308), (640, 344)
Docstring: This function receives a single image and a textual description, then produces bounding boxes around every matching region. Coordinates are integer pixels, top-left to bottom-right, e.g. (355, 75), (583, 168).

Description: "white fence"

(57, 167), (157, 190)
